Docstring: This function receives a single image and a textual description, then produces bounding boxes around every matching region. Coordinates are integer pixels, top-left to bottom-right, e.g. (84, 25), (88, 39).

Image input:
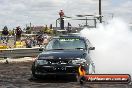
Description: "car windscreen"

(46, 38), (87, 50)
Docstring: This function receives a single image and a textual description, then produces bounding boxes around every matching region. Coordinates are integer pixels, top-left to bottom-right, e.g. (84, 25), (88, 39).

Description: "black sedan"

(31, 35), (95, 79)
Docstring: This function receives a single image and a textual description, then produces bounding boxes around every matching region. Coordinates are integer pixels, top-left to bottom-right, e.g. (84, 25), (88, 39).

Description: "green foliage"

(3, 26), (8, 31)
(8, 30), (13, 36)
(26, 26), (31, 34)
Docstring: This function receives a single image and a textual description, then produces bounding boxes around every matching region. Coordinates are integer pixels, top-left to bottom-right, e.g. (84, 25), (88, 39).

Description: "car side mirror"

(39, 45), (46, 51)
(89, 47), (95, 50)
(39, 48), (43, 51)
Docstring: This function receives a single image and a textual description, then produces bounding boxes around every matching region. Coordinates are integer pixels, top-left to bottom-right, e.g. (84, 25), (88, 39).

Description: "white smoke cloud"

(80, 18), (132, 75)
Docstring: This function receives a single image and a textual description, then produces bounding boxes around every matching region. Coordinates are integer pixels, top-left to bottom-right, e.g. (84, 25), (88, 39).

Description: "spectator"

(16, 26), (22, 41)
(2, 26), (9, 43)
(25, 38), (32, 48)
(37, 35), (44, 47)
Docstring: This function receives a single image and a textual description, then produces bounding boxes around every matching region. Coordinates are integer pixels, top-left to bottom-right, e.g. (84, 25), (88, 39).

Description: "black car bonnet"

(38, 50), (87, 60)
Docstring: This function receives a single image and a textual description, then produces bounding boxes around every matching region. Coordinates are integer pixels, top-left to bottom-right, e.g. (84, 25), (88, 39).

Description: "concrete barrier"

(0, 47), (42, 58)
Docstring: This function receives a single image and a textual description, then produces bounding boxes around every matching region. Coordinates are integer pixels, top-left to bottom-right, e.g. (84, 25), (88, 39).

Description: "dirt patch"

(0, 61), (131, 88)
(0, 61), (81, 88)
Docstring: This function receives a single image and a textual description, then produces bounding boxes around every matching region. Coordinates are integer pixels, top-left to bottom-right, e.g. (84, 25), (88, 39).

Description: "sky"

(0, 0), (132, 30)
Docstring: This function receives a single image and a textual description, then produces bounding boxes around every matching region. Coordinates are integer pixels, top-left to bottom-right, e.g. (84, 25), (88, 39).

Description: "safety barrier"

(0, 47), (42, 58)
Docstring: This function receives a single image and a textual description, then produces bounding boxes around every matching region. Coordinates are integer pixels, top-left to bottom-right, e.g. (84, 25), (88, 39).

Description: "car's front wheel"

(31, 65), (40, 79)
(32, 70), (38, 78)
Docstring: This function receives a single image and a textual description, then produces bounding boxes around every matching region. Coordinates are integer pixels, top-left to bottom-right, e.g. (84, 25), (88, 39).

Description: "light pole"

(99, 0), (102, 23)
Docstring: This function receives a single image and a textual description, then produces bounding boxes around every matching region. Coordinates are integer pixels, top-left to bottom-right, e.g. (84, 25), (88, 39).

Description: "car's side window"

(52, 40), (61, 49)
(46, 39), (54, 50)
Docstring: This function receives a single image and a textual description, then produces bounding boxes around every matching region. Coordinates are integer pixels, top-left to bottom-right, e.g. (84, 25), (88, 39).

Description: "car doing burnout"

(31, 35), (95, 79)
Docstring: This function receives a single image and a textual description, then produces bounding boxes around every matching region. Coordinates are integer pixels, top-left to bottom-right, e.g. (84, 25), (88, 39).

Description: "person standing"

(15, 26), (22, 41)
(2, 26), (9, 43)
(59, 10), (65, 29)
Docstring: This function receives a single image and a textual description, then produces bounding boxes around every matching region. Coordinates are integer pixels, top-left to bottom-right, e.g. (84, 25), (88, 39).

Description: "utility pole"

(99, 0), (102, 23)
(56, 19), (58, 27)
(111, 13), (114, 19)
(86, 17), (88, 26)
(30, 22), (31, 30)
(29, 22), (32, 34)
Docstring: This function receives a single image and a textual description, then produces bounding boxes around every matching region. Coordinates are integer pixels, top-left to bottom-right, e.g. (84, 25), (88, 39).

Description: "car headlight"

(35, 60), (48, 66)
(72, 58), (86, 64)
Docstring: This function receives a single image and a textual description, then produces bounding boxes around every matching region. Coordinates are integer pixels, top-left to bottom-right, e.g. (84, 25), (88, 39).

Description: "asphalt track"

(0, 61), (131, 88)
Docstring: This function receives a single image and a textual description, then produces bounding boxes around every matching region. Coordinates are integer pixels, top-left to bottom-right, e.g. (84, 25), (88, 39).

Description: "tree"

(26, 26), (31, 34)
(8, 30), (13, 36)
(50, 24), (53, 29)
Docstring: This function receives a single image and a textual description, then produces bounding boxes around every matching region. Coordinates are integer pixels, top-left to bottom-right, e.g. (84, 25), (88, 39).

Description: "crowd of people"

(0, 26), (50, 48)
(24, 34), (49, 48)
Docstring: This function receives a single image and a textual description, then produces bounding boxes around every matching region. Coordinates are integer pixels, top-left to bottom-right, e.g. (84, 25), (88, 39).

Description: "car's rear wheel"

(79, 76), (87, 85)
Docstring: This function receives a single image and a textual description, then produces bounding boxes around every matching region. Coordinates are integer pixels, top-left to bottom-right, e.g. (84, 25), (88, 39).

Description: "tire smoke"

(80, 18), (132, 75)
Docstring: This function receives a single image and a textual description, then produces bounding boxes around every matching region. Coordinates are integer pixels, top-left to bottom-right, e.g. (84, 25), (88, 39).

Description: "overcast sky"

(0, 0), (132, 29)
